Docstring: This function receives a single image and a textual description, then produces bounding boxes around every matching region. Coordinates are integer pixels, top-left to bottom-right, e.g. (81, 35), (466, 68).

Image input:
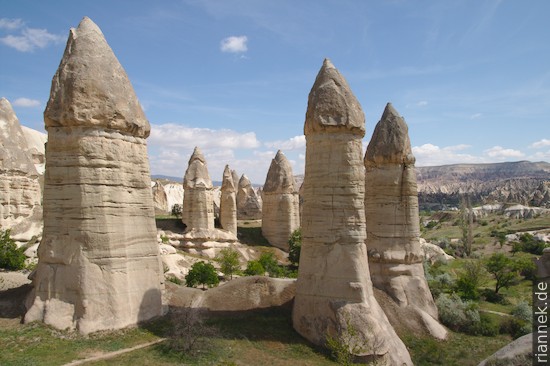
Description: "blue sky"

(1, 0), (549, 183)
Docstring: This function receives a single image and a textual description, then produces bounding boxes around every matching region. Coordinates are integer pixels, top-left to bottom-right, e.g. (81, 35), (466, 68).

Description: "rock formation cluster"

(220, 165), (237, 235)
(261, 150), (300, 250)
(365, 103), (445, 340)
(182, 147), (215, 230)
(0, 98), (43, 244)
(24, 17), (163, 334)
(293, 59), (412, 365)
(236, 174), (262, 220)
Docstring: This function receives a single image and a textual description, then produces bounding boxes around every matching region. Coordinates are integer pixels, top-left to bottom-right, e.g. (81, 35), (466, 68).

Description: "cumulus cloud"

(412, 143), (482, 166)
(220, 35), (248, 53)
(0, 24), (64, 52)
(484, 146), (525, 159)
(12, 97), (40, 108)
(264, 135), (305, 150)
(530, 139), (550, 149)
(149, 123), (260, 150)
(0, 18), (24, 30)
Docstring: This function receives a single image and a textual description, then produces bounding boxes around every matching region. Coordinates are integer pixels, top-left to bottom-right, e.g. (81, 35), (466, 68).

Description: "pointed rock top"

(365, 103), (415, 166)
(304, 59), (365, 136)
(189, 146), (206, 164)
(0, 98), (38, 175)
(263, 150), (297, 193)
(221, 164), (236, 192)
(44, 17), (150, 137)
(239, 174), (251, 188)
(183, 147), (212, 189)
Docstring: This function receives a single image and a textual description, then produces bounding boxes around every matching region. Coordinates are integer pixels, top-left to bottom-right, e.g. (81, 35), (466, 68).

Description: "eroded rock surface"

(0, 98), (43, 244)
(261, 150), (300, 250)
(364, 103), (444, 339)
(24, 17), (163, 334)
(293, 59), (412, 365)
(220, 165), (237, 235)
(237, 174), (262, 220)
(182, 147), (215, 230)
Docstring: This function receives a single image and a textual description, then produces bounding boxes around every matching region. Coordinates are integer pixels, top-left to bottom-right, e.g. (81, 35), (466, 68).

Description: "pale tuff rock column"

(364, 103), (445, 338)
(236, 174), (262, 220)
(24, 17), (163, 334)
(220, 165), (237, 235)
(0, 98), (42, 240)
(293, 59), (412, 365)
(261, 150), (300, 250)
(182, 146), (215, 230)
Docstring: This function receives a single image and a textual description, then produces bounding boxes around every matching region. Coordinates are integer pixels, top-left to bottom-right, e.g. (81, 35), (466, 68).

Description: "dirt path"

(479, 309), (512, 317)
(63, 338), (165, 365)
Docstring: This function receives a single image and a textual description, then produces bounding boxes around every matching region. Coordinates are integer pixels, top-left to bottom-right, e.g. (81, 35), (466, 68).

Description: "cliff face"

(414, 161), (550, 209)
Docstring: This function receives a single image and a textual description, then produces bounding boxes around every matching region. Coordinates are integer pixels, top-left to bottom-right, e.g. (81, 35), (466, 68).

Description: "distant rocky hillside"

(415, 161), (550, 209)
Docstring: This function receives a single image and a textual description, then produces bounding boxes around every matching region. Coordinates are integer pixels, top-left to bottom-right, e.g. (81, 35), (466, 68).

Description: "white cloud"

(484, 146), (525, 159)
(470, 113), (482, 119)
(413, 143), (483, 166)
(0, 18), (24, 30)
(220, 35), (248, 53)
(12, 97), (40, 108)
(1, 26), (64, 52)
(530, 139), (550, 149)
(417, 100), (428, 107)
(264, 135), (305, 150)
(149, 123), (260, 150)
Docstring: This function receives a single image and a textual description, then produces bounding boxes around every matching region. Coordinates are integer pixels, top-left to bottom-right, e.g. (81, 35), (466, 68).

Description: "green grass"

(0, 319), (162, 366)
(403, 332), (511, 366)
(1, 306), (517, 366)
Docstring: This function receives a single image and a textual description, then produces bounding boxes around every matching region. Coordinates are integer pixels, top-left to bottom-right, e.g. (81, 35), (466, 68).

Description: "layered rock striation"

(261, 150), (300, 250)
(364, 103), (444, 339)
(236, 174), (262, 220)
(0, 98), (43, 243)
(220, 165), (237, 235)
(24, 17), (163, 334)
(182, 147), (215, 230)
(293, 59), (412, 365)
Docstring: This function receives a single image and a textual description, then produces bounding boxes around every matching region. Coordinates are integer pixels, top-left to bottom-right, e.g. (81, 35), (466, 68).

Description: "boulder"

(477, 333), (532, 366)
(364, 103), (444, 339)
(293, 59), (412, 365)
(261, 150), (300, 250)
(24, 17), (163, 334)
(182, 146), (215, 230)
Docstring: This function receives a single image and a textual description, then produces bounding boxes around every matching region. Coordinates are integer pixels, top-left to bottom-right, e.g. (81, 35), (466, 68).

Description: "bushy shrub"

(244, 260), (265, 276)
(0, 229), (26, 271)
(436, 293), (480, 334)
(511, 233), (548, 255)
(500, 318), (531, 339)
(455, 260), (486, 300)
(468, 313), (499, 336)
(511, 301), (531, 322)
(259, 252), (283, 278)
(287, 228), (301, 267)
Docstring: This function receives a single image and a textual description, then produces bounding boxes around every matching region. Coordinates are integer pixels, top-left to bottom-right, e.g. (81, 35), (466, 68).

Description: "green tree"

(0, 229), (26, 271)
(288, 228), (302, 268)
(244, 260), (265, 276)
(459, 194), (474, 257)
(485, 253), (519, 294)
(185, 261), (219, 289)
(259, 252), (283, 277)
(171, 204), (182, 218)
(215, 247), (241, 280)
(455, 260), (486, 300)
